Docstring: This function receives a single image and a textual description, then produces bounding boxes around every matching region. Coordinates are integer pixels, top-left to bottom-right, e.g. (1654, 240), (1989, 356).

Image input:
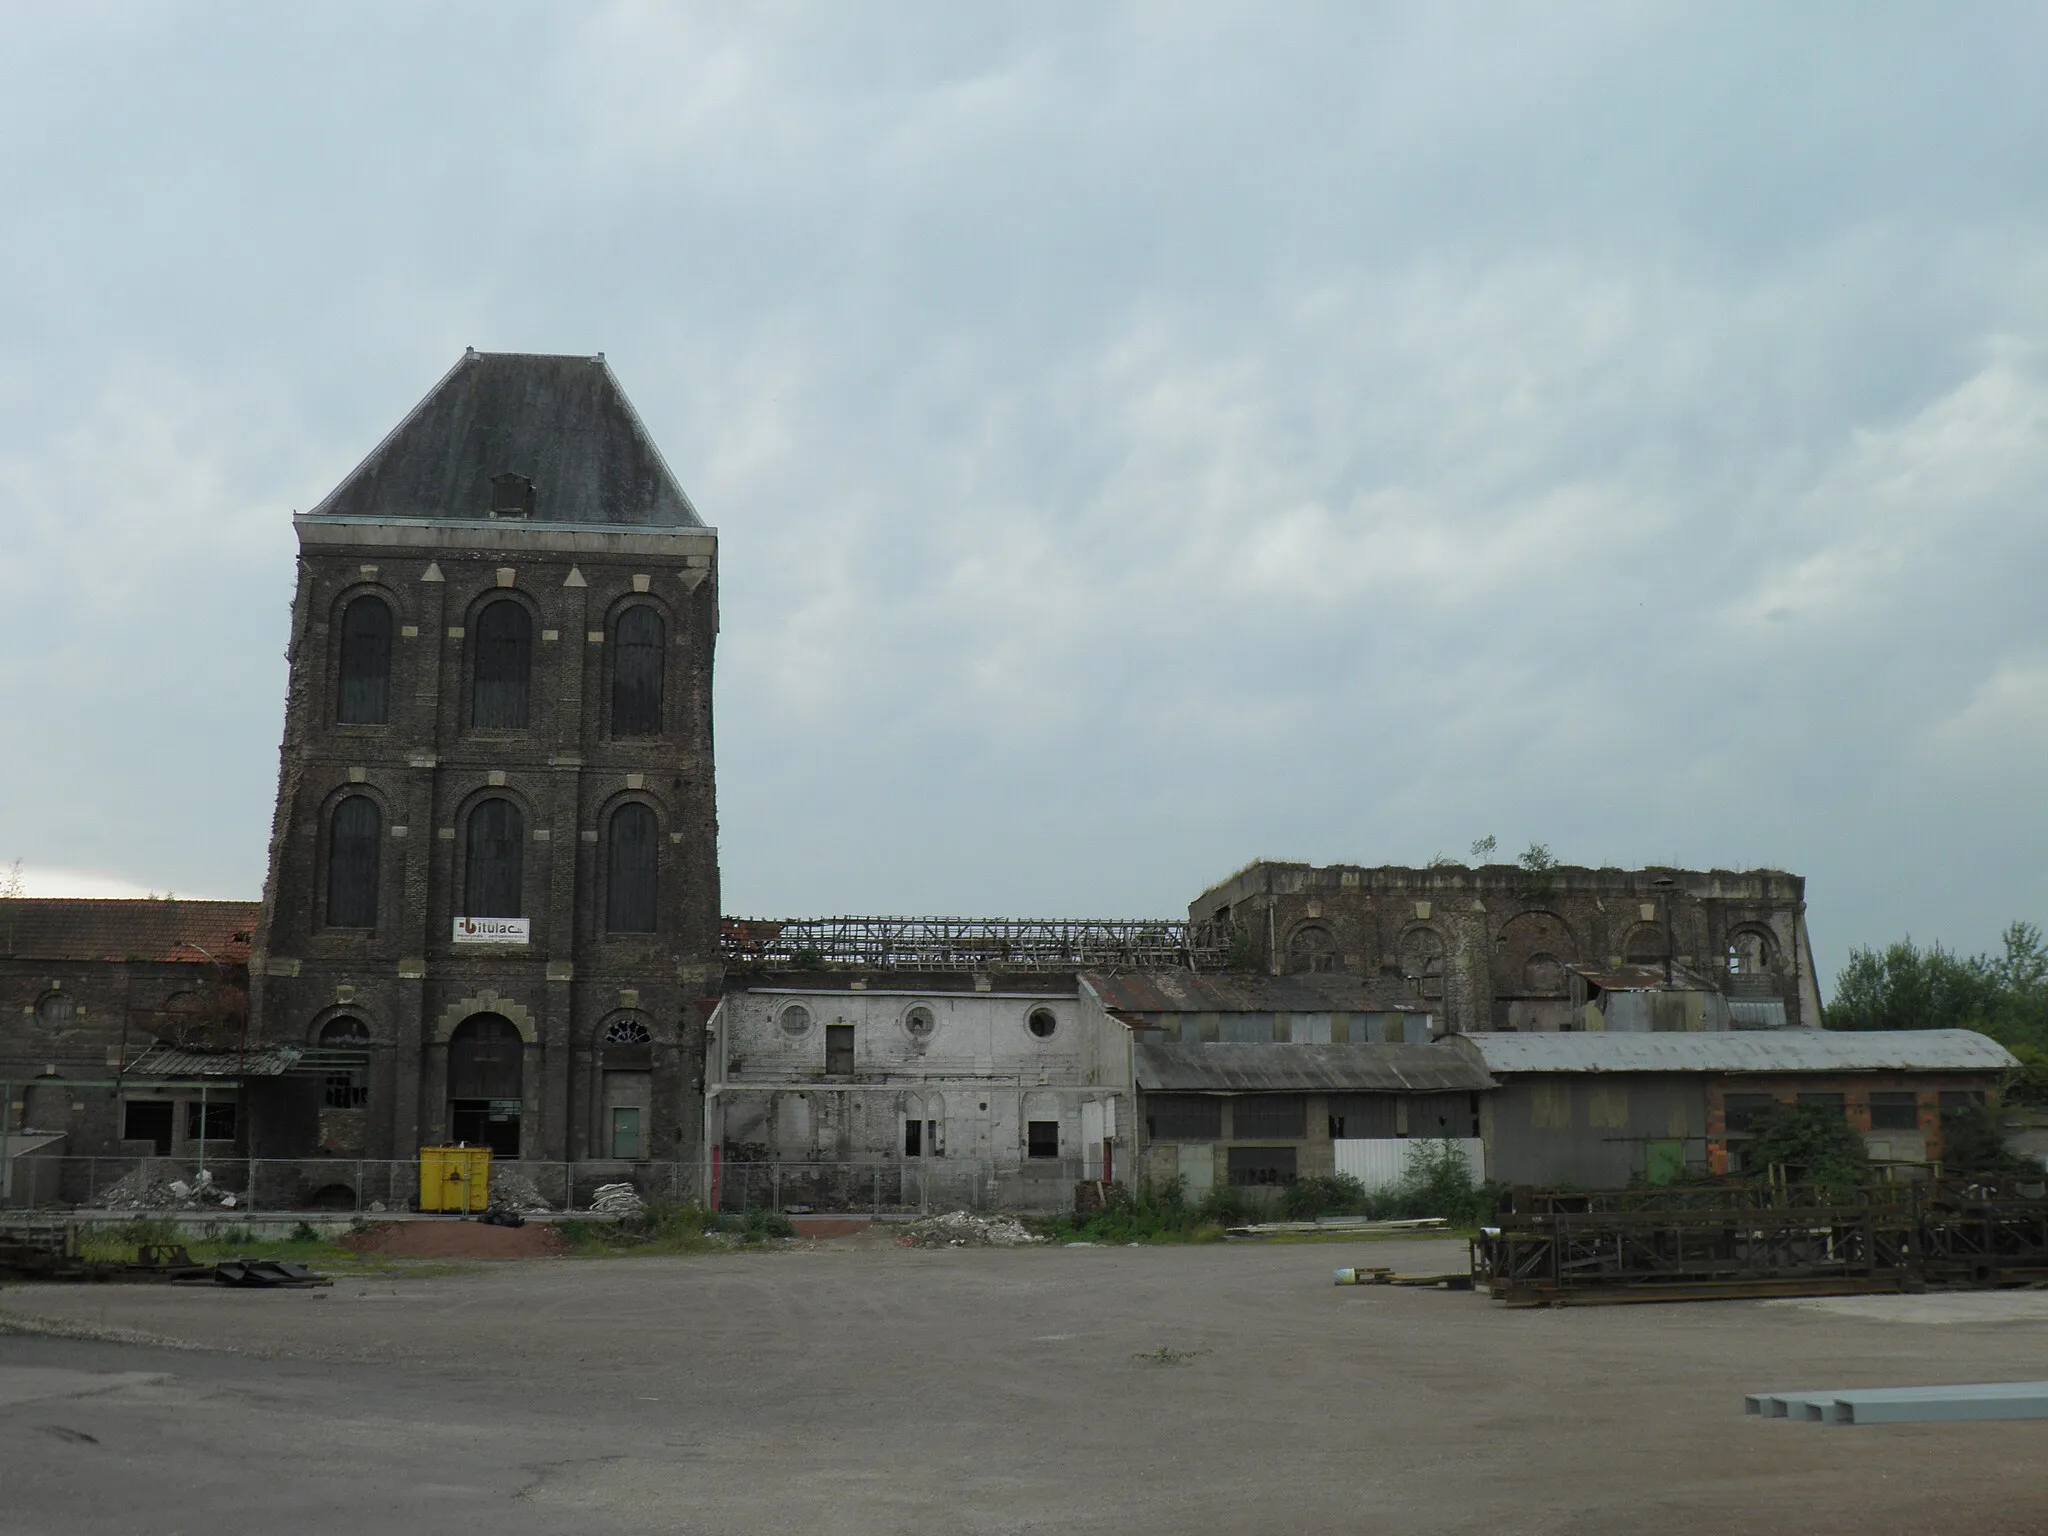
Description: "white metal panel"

(1333, 1137), (1485, 1190)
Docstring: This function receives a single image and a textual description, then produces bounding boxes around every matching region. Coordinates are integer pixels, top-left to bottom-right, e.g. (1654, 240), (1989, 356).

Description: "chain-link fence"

(0, 1155), (702, 1215)
(2, 1154), (1090, 1215)
(716, 1158), (1084, 1214)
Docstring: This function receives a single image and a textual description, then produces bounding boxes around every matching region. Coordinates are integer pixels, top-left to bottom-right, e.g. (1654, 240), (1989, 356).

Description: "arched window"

(319, 1016), (370, 1109)
(602, 1017), (653, 1045)
(337, 595), (393, 724)
(606, 803), (658, 933)
(471, 600), (532, 729)
(612, 606), (665, 737)
(464, 798), (525, 917)
(320, 1016), (371, 1046)
(325, 795), (381, 928)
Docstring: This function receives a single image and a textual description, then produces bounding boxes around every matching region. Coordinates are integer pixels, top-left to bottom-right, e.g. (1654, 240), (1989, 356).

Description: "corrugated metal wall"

(1483, 1073), (1706, 1187)
(1333, 1137), (1485, 1190)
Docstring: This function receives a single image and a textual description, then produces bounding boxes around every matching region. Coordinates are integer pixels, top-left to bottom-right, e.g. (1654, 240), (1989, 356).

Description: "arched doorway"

(448, 1013), (524, 1157)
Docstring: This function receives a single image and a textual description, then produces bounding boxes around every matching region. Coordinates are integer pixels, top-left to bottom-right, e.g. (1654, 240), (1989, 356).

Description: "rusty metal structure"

(720, 916), (1233, 972)
(1473, 1179), (2048, 1305)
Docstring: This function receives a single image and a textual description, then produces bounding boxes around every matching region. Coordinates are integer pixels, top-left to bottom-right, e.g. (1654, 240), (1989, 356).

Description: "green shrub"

(1743, 1104), (1871, 1200)
(1280, 1173), (1373, 1220)
(1940, 1104), (2033, 1176)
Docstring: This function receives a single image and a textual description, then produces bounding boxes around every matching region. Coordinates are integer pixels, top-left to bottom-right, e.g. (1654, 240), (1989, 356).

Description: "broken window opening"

(1026, 1120), (1060, 1159)
(1722, 1092), (1779, 1134)
(122, 1099), (173, 1155)
(1868, 1091), (1919, 1131)
(1226, 1145), (1298, 1186)
(1231, 1094), (1306, 1140)
(1026, 1007), (1058, 1039)
(824, 1024), (855, 1074)
(1146, 1095), (1222, 1141)
(186, 1101), (237, 1142)
(904, 1118), (922, 1157)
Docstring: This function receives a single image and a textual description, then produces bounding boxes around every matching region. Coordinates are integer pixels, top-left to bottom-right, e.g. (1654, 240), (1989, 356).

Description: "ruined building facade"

(1191, 862), (1823, 1035)
(248, 351), (720, 1171)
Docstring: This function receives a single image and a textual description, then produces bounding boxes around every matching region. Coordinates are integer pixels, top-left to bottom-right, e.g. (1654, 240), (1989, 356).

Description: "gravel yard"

(3, 1238), (2045, 1535)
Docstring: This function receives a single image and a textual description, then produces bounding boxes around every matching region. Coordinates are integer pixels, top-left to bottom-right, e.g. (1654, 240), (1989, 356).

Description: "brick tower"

(249, 351), (719, 1184)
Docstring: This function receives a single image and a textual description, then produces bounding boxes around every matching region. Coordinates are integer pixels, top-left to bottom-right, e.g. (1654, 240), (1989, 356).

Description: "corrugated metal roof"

(1085, 971), (1413, 1014)
(1569, 963), (1715, 992)
(0, 899), (258, 964)
(1456, 1029), (2016, 1075)
(124, 1045), (303, 1079)
(1135, 1042), (1495, 1093)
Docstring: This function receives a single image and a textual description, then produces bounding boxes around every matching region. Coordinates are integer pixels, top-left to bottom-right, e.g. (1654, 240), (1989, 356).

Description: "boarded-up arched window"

(606, 802), (658, 933)
(326, 796), (381, 928)
(465, 798), (525, 917)
(472, 600), (532, 729)
(612, 606), (664, 736)
(448, 1013), (523, 1099)
(337, 595), (393, 724)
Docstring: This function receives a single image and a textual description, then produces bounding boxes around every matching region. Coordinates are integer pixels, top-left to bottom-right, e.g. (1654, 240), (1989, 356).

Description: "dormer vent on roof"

(489, 471), (535, 518)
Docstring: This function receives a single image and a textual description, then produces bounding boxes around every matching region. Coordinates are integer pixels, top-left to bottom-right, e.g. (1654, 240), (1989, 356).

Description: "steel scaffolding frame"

(1473, 1178), (2048, 1304)
(720, 915), (1233, 971)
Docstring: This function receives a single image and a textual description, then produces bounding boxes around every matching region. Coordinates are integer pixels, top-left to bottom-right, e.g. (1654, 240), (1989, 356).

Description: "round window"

(1027, 1007), (1057, 1040)
(903, 1005), (937, 1040)
(778, 1003), (812, 1038)
(35, 993), (75, 1029)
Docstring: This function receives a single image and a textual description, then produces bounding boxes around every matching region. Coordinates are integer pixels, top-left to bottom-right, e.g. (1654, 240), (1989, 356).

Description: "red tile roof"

(0, 899), (259, 965)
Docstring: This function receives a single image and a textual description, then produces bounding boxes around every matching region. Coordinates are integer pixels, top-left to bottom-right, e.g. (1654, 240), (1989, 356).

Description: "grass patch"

(74, 1217), (356, 1267)
(1036, 1142), (1505, 1245)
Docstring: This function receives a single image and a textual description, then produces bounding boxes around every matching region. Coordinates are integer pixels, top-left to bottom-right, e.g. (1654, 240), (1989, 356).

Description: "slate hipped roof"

(307, 351), (703, 528)
(0, 899), (258, 964)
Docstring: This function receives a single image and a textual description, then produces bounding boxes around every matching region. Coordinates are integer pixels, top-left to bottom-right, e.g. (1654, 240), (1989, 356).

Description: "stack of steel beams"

(1746, 1383), (2048, 1425)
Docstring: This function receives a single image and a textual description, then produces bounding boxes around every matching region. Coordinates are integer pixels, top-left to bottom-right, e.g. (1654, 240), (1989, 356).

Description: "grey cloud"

(0, 3), (2043, 984)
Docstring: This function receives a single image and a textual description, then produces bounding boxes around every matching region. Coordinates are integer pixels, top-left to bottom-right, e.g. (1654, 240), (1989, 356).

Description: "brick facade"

(1192, 861), (1822, 1035)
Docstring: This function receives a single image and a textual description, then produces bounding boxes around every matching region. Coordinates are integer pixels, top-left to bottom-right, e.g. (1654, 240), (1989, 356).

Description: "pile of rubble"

(898, 1211), (1044, 1249)
(589, 1182), (646, 1217)
(488, 1172), (554, 1214)
(99, 1167), (240, 1210)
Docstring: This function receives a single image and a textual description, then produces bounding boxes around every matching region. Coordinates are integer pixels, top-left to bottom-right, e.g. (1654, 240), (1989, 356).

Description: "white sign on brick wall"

(453, 916), (530, 944)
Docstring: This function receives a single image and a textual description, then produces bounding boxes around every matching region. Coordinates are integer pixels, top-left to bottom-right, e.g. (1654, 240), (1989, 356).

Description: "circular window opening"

(35, 993), (76, 1029)
(1027, 1007), (1057, 1039)
(778, 1003), (813, 1038)
(904, 1005), (937, 1040)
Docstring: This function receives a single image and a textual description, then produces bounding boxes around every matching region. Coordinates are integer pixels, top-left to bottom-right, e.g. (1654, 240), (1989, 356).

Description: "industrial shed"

(1131, 1041), (1495, 1199)
(1449, 1029), (2019, 1189)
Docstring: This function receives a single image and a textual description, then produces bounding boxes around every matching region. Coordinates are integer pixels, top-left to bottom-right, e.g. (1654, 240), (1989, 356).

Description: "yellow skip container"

(418, 1145), (492, 1213)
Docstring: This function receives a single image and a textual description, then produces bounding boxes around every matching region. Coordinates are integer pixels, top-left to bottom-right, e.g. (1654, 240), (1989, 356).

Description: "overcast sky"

(2, 4), (2043, 987)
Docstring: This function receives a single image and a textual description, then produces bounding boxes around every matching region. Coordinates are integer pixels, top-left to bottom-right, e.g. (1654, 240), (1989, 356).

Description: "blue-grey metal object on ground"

(1747, 1382), (2048, 1425)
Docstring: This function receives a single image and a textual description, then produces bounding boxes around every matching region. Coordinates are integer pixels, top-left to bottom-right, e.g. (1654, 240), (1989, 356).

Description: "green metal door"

(610, 1107), (643, 1161)
(1646, 1139), (1685, 1186)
